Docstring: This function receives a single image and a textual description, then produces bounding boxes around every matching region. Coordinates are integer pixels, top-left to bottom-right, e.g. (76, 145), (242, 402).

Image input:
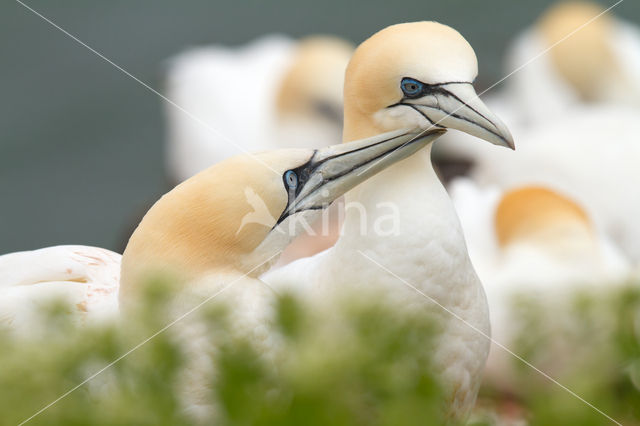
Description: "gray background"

(1, 0), (638, 254)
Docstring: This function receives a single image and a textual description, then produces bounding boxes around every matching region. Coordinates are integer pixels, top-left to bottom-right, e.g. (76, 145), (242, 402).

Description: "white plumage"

(434, 3), (640, 265)
(449, 179), (631, 388)
(0, 128), (440, 421)
(165, 36), (292, 181)
(504, 2), (640, 124)
(451, 179), (630, 324)
(435, 1), (640, 169)
(449, 106), (640, 264)
(0, 246), (120, 335)
(265, 149), (493, 417)
(165, 35), (353, 182)
(264, 21), (515, 420)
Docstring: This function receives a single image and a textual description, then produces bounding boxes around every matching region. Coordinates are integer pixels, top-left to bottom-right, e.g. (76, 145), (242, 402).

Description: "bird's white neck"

(336, 144), (486, 323)
(331, 143), (489, 417)
(341, 146), (462, 247)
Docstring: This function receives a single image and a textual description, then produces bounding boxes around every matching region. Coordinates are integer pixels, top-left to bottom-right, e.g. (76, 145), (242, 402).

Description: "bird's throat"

(340, 146), (450, 239)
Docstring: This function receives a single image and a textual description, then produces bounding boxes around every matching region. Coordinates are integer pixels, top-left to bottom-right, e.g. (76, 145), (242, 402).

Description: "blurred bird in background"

(435, 1), (640, 160)
(444, 1), (640, 134)
(165, 35), (354, 183)
(434, 1), (640, 267)
(457, 109), (640, 266)
(161, 35), (354, 264)
(505, 0), (640, 124)
(450, 180), (630, 388)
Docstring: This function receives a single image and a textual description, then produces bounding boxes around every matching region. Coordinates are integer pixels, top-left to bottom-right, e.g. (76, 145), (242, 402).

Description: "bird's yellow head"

(495, 186), (593, 248)
(343, 21), (514, 149)
(121, 153), (291, 291)
(120, 127), (443, 294)
(537, 1), (623, 102)
(276, 36), (354, 124)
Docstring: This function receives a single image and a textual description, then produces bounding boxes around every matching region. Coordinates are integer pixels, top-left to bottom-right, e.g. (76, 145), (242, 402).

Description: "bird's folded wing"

(0, 246), (121, 331)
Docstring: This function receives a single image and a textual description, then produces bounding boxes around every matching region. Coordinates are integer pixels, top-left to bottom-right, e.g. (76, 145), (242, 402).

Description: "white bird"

(433, 1), (640, 167)
(121, 129), (440, 295)
(264, 21), (514, 420)
(121, 128), (442, 419)
(450, 106), (640, 265)
(451, 180), (629, 324)
(449, 180), (630, 388)
(165, 34), (354, 183)
(1, 129), (440, 421)
(0, 130), (437, 339)
(505, 1), (640, 125)
(431, 4), (640, 264)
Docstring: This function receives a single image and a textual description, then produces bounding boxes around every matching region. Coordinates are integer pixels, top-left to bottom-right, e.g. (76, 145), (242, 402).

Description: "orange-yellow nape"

(495, 186), (592, 247)
(537, 1), (621, 101)
(119, 128), (442, 299)
(276, 36), (354, 120)
(120, 152), (305, 294)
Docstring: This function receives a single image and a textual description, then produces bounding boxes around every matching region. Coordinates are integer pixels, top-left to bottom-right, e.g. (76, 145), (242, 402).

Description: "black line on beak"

(434, 87), (499, 131)
(407, 104), (445, 128)
(273, 130), (438, 228)
(388, 79), (499, 135)
(285, 131), (405, 200)
(410, 103), (509, 144)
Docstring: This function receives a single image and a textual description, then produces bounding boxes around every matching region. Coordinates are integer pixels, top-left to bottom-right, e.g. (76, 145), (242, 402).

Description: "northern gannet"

(0, 129), (441, 337)
(165, 35), (354, 183)
(121, 128), (441, 297)
(123, 128), (444, 420)
(264, 22), (514, 420)
(505, 1), (640, 123)
(450, 106), (640, 264)
(434, 1), (640, 169)
(450, 181), (630, 389)
(432, 7), (640, 263)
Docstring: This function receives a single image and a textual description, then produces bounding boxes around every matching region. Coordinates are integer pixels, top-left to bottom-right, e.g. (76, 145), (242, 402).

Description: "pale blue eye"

(401, 78), (424, 97)
(284, 170), (298, 189)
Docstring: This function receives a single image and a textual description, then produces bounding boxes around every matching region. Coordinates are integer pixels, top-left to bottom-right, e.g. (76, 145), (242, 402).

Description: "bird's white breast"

(265, 149), (490, 417)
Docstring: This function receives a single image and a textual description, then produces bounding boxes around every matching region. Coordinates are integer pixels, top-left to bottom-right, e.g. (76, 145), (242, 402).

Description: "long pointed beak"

(277, 127), (445, 223)
(406, 83), (514, 150)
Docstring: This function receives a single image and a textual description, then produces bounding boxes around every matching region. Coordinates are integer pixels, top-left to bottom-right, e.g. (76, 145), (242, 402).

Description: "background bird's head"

(536, 1), (635, 104)
(273, 36), (354, 151)
(276, 36), (354, 125)
(494, 186), (595, 254)
(343, 21), (514, 149)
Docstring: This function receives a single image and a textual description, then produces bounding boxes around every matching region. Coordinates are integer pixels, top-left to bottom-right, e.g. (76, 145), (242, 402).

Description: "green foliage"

(478, 282), (640, 426)
(1, 279), (639, 425)
(0, 284), (443, 426)
(213, 295), (443, 426)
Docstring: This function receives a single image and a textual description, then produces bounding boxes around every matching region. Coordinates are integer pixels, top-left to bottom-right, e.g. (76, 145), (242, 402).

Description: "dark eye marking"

(394, 77), (474, 103)
(275, 132), (407, 227)
(387, 78), (504, 139)
(312, 100), (344, 124)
